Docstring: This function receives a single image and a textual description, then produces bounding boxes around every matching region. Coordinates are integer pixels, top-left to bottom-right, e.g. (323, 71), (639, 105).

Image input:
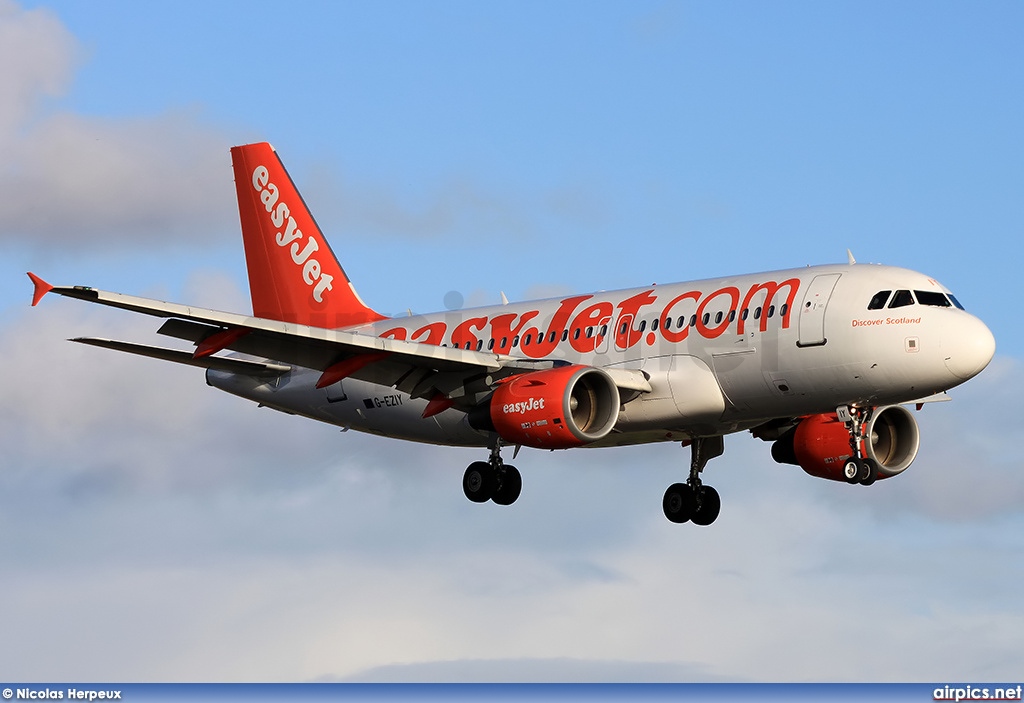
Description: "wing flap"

(72, 338), (291, 377)
(47, 283), (506, 374)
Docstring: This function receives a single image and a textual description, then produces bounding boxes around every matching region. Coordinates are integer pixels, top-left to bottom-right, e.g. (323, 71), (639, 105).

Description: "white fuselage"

(207, 263), (995, 448)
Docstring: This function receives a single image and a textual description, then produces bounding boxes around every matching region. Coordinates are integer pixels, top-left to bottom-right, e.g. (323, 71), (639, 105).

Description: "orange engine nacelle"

(484, 365), (620, 449)
(772, 405), (921, 482)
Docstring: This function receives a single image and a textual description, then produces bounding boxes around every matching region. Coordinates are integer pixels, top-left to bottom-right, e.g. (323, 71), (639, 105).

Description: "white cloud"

(0, 0), (74, 142)
(0, 2), (236, 249)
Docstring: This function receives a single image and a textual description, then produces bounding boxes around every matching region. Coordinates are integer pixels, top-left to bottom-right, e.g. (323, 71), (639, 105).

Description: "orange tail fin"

(230, 142), (386, 329)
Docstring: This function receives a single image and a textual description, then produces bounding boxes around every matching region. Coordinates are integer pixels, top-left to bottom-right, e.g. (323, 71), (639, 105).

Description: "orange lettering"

(696, 287), (740, 339)
(660, 290), (701, 343)
(737, 279), (800, 334)
(411, 321), (446, 346)
(521, 295), (592, 358)
(569, 302), (614, 353)
(615, 290), (658, 349)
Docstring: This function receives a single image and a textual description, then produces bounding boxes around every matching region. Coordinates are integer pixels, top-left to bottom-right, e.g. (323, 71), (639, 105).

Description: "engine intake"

(772, 405), (921, 482)
(472, 365), (620, 449)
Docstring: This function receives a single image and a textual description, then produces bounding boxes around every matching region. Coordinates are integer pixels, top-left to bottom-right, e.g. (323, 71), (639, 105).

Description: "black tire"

(663, 482), (695, 524)
(692, 485), (721, 526)
(463, 461), (495, 503)
(859, 458), (878, 486)
(492, 465), (522, 506)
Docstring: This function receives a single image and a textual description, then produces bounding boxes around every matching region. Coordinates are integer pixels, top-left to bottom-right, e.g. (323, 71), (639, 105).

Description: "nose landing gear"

(663, 436), (724, 526)
(838, 405), (879, 486)
(462, 441), (522, 506)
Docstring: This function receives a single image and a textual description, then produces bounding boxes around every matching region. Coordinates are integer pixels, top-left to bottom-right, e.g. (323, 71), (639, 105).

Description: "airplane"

(27, 141), (996, 526)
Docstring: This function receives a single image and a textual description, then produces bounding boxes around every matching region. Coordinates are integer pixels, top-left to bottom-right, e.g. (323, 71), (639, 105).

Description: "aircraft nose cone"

(943, 314), (996, 381)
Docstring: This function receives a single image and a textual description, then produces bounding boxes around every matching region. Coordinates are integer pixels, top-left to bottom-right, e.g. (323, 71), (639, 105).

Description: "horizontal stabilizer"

(71, 338), (291, 377)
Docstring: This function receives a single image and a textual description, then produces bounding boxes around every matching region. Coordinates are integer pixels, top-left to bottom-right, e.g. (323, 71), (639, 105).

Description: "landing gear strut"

(463, 441), (522, 506)
(663, 436), (724, 526)
(837, 405), (878, 486)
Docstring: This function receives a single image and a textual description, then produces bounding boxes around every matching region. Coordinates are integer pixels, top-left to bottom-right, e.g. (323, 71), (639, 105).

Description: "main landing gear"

(837, 405), (878, 486)
(462, 441), (522, 506)
(663, 436), (724, 526)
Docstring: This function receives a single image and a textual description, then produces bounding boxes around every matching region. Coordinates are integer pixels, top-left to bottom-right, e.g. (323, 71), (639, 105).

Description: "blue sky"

(1, 0), (1022, 683)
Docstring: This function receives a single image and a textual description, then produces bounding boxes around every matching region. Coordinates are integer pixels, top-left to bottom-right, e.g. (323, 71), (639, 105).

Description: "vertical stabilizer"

(230, 142), (386, 329)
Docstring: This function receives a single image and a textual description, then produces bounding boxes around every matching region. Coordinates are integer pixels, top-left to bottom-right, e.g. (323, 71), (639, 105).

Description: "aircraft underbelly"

(207, 368), (486, 447)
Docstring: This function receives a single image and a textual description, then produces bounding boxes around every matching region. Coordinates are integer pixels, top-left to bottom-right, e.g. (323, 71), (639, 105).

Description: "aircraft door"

(614, 314), (634, 351)
(596, 315), (613, 354)
(797, 273), (841, 347)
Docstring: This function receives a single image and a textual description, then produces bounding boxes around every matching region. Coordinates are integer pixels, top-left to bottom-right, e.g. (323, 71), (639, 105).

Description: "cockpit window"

(867, 290), (892, 310)
(949, 295), (965, 311)
(888, 289), (915, 309)
(915, 290), (952, 308)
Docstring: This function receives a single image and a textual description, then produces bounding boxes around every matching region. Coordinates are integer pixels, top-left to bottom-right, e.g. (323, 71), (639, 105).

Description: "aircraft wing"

(31, 275), (651, 404)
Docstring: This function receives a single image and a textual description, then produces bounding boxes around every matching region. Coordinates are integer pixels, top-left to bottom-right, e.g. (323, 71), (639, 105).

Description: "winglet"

(847, 249), (857, 265)
(27, 272), (53, 306)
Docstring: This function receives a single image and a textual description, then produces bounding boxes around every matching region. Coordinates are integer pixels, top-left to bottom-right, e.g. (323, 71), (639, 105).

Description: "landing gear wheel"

(663, 482), (695, 523)
(858, 458), (878, 486)
(843, 458), (860, 484)
(691, 485), (721, 526)
(492, 465), (522, 506)
(463, 461), (495, 503)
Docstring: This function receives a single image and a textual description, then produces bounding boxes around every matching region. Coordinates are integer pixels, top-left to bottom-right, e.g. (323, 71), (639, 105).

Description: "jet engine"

(470, 365), (620, 449)
(771, 405), (921, 482)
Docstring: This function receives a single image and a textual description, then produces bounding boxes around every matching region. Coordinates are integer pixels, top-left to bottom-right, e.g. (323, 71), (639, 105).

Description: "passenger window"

(573, 328), (580, 340)
(664, 317), (672, 330)
(702, 313), (710, 326)
(689, 315), (697, 327)
(512, 336), (519, 348)
(549, 330), (557, 343)
(586, 327), (594, 338)
(600, 324), (608, 336)
(768, 305), (775, 318)
(651, 318), (659, 331)
(741, 309), (749, 320)
(500, 337), (508, 349)
(619, 322), (628, 335)
(754, 307), (762, 320)
(562, 330), (569, 342)
(487, 339), (494, 350)
(868, 290), (891, 310)
(780, 303), (788, 317)
(524, 334), (532, 346)
(638, 320), (647, 332)
(476, 340), (483, 351)
(915, 290), (952, 307)
(728, 310), (736, 322)
(888, 290), (915, 309)
(714, 311), (723, 324)
(677, 315), (686, 328)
